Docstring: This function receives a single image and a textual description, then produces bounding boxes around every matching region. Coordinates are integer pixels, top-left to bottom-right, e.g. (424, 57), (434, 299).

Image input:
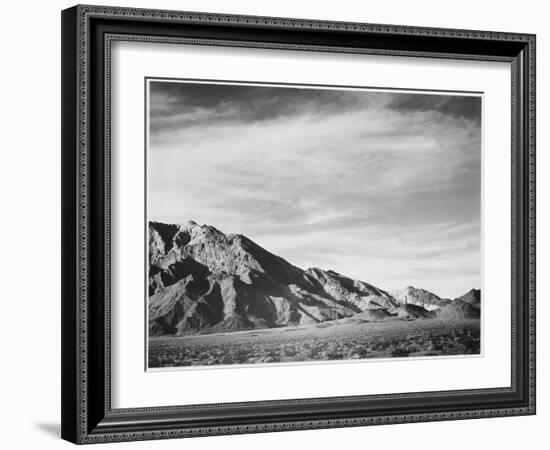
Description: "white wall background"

(0, 0), (546, 448)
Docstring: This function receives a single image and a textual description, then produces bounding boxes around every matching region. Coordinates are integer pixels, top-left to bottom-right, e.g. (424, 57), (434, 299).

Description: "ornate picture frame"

(61, 5), (535, 444)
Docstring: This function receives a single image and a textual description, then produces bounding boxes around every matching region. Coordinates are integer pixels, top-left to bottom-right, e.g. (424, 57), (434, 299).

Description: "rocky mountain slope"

(436, 289), (481, 320)
(390, 286), (452, 311)
(148, 221), (480, 336)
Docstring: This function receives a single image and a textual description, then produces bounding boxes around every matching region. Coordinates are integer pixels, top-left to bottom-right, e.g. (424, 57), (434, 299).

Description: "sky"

(148, 80), (482, 299)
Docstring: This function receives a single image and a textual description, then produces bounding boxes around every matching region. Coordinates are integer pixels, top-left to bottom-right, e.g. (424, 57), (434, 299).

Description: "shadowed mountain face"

(436, 289), (481, 320)
(148, 221), (480, 336)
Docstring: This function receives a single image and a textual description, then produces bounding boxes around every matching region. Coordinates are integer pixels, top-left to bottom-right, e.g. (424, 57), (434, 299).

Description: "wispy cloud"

(148, 81), (481, 298)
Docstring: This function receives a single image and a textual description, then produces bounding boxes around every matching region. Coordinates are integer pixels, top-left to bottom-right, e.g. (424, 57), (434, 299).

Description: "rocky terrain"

(390, 286), (452, 311)
(148, 220), (481, 337)
(149, 319), (481, 367)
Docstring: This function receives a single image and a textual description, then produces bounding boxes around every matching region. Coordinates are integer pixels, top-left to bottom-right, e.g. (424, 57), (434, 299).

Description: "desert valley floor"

(148, 318), (480, 368)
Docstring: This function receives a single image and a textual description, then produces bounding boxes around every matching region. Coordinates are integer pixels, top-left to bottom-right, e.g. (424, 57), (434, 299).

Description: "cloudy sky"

(148, 80), (481, 299)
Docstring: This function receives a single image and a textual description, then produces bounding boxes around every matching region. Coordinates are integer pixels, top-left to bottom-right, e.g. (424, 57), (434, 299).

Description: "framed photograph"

(61, 5), (536, 444)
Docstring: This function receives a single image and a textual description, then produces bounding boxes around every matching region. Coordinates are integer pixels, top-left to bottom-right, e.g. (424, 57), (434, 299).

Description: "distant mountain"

(148, 220), (480, 336)
(455, 288), (481, 308)
(435, 289), (481, 320)
(390, 286), (451, 311)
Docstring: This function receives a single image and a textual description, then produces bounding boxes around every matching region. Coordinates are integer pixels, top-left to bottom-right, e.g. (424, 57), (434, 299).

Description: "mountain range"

(148, 220), (481, 336)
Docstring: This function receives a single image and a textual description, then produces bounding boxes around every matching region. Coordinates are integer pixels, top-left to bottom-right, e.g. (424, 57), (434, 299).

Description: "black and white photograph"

(146, 79), (482, 369)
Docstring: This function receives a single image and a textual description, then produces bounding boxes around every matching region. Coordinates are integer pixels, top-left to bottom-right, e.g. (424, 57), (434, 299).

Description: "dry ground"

(148, 318), (480, 368)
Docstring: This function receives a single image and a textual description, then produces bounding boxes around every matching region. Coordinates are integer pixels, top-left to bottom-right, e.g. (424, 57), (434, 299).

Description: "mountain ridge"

(148, 220), (480, 336)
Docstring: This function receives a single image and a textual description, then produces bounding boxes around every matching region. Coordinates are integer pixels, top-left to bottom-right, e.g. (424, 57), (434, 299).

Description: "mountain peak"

(390, 286), (447, 311)
(180, 220), (220, 234)
(150, 220), (302, 285)
(454, 288), (481, 307)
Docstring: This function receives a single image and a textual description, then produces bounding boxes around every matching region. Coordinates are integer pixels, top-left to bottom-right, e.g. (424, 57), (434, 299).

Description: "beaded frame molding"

(61, 4), (536, 444)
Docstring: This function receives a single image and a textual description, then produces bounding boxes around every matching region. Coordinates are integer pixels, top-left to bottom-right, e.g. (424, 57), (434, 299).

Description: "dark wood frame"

(61, 4), (536, 444)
